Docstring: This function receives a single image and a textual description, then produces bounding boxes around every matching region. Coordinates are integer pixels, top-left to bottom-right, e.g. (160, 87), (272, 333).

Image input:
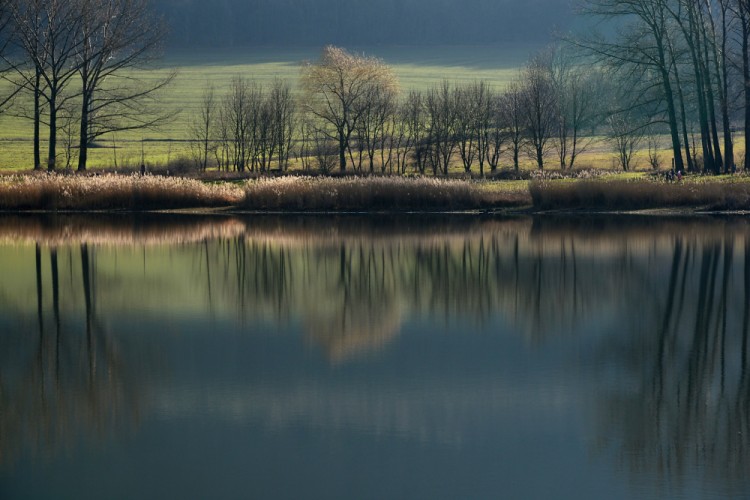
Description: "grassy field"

(0, 44), (534, 171)
(0, 43), (742, 174)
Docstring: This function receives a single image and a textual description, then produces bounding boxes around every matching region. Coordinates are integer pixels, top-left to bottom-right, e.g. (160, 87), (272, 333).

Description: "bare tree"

(298, 116), (316, 173)
(472, 81), (497, 177)
(379, 104), (401, 174)
(402, 90), (428, 174)
(646, 125), (663, 170)
(301, 45), (397, 172)
(455, 82), (480, 175)
(74, 0), (173, 171)
(736, 0), (750, 171)
(4, 0), (84, 170)
(2, 0), (45, 169)
(189, 83), (215, 171)
(425, 80), (458, 176)
(311, 122), (337, 174)
(576, 0), (687, 173)
(255, 93), (274, 172)
(550, 47), (603, 169)
(0, 0), (18, 110)
(218, 76), (261, 172)
(268, 79), (296, 171)
(608, 111), (644, 171)
(485, 95), (506, 173)
(499, 80), (525, 171)
(357, 81), (396, 173)
(520, 54), (557, 170)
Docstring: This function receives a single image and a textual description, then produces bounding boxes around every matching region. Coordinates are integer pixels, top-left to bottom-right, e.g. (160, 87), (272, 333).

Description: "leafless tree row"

(191, 46), (613, 176)
(577, 0), (750, 174)
(190, 77), (296, 173)
(0, 0), (170, 171)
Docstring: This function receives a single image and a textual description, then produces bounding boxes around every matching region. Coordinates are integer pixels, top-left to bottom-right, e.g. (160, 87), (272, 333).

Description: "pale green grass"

(0, 45), (531, 170)
(0, 44), (740, 175)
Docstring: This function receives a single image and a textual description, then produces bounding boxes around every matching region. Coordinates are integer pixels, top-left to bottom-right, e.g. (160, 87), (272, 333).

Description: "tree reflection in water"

(590, 232), (750, 494)
(0, 214), (749, 495)
(0, 242), (144, 466)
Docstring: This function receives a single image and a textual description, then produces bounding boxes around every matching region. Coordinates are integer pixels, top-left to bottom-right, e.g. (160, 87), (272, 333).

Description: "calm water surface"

(0, 214), (749, 500)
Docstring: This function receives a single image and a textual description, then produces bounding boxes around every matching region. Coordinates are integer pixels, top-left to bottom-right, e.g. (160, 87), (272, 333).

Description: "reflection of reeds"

(0, 214), (247, 246)
(0, 174), (243, 210)
(2, 213), (750, 256)
(243, 176), (528, 211)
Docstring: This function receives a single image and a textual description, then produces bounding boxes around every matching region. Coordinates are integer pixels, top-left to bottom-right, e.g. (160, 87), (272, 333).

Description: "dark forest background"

(155, 0), (573, 47)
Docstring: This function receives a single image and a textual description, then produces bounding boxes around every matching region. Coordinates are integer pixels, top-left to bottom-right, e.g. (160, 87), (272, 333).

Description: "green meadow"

(0, 44), (534, 171)
(0, 43), (720, 174)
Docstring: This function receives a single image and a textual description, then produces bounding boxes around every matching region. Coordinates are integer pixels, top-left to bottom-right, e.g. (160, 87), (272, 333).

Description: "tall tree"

(738, 0), (750, 171)
(268, 78), (296, 171)
(499, 80), (525, 171)
(5, 0), (84, 170)
(519, 54), (557, 170)
(74, 0), (172, 171)
(301, 45), (397, 172)
(549, 47), (603, 170)
(425, 80), (458, 176)
(189, 83), (215, 171)
(577, 0), (686, 172)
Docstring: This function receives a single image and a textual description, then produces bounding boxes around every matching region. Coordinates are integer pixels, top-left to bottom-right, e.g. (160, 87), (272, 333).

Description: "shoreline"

(0, 206), (747, 216)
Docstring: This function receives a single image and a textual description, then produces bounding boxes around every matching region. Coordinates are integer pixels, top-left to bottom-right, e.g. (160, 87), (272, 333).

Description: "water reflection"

(1, 214), (750, 498)
(0, 240), (144, 467)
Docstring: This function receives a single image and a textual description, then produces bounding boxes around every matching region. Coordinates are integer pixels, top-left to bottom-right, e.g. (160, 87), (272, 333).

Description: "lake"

(0, 214), (749, 499)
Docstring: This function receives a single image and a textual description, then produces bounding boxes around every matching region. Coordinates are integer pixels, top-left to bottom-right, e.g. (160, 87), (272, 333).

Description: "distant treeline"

(155, 0), (571, 47)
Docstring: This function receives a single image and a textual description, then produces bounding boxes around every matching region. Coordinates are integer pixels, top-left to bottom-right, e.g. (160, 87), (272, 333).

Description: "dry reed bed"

(242, 177), (527, 211)
(5, 174), (750, 213)
(530, 179), (750, 211)
(0, 174), (243, 211)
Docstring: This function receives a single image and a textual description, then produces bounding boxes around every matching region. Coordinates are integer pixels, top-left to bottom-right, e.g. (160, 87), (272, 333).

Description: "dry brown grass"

(242, 176), (529, 211)
(0, 173), (243, 211)
(7, 173), (750, 213)
(529, 179), (750, 211)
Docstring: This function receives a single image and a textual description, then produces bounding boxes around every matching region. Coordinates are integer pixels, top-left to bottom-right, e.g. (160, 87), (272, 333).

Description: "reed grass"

(0, 173), (243, 211)
(4, 173), (750, 213)
(242, 176), (529, 211)
(529, 179), (750, 211)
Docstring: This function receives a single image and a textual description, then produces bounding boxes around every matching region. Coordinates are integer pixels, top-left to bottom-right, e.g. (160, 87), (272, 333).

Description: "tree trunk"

(536, 145), (544, 171)
(47, 91), (57, 171)
(704, 67), (724, 173)
(339, 128), (346, 172)
(658, 51), (685, 172)
(672, 56), (694, 173)
(698, 5), (723, 173)
(717, 0), (733, 172)
(33, 70), (41, 170)
(744, 10), (750, 172)
(78, 93), (90, 171)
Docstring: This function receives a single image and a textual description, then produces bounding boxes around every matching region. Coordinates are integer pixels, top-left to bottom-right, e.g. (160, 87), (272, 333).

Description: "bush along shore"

(3, 172), (750, 213)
